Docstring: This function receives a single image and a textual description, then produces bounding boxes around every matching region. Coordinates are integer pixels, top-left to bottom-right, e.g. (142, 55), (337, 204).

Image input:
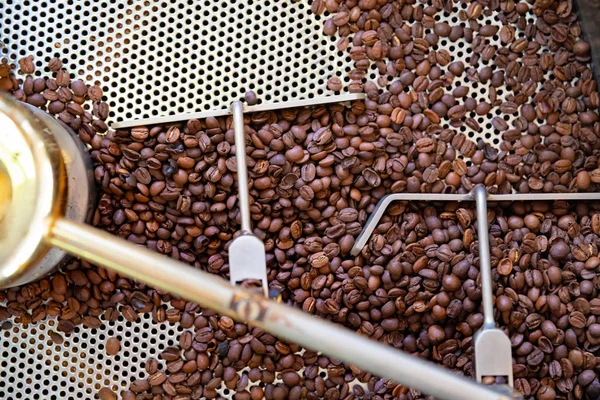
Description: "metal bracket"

(351, 191), (600, 256)
(111, 94), (366, 129)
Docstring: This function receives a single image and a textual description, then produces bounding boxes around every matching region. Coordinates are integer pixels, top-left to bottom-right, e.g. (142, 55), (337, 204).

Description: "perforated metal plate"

(0, 0), (552, 137)
(0, 0), (356, 124)
(0, 308), (366, 399)
(0, 311), (182, 399)
(425, 4), (550, 150)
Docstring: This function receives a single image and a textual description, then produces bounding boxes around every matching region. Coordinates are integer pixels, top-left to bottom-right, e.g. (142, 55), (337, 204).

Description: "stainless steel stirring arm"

(228, 101), (270, 297)
(473, 186), (514, 387)
(233, 101), (253, 235)
(474, 186), (497, 332)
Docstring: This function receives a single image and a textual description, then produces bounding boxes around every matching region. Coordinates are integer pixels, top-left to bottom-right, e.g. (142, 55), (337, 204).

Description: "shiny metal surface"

(44, 218), (513, 400)
(23, 104), (96, 229)
(6, 104), (97, 288)
(229, 101), (269, 297)
(0, 162), (10, 223)
(474, 330), (515, 387)
(474, 187), (495, 330)
(233, 101), (252, 234)
(0, 93), (65, 288)
(473, 186), (513, 387)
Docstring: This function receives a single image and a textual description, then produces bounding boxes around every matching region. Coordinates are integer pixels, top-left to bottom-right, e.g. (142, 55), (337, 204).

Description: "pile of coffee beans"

(317, 0), (600, 195)
(0, 56), (109, 142)
(2, 0), (600, 398)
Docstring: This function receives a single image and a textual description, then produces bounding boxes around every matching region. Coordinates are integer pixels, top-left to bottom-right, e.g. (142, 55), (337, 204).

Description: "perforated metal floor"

(0, 0), (355, 123)
(0, 308), (366, 399)
(0, 311), (182, 399)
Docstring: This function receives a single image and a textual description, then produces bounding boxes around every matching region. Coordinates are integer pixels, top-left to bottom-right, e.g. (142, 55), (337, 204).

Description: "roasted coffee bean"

(18, 55), (35, 74)
(244, 90), (258, 105)
(106, 337), (120, 355)
(497, 258), (513, 275)
(97, 388), (117, 400)
(327, 76), (343, 92)
(130, 379), (150, 393)
(49, 331), (64, 344)
(148, 371), (167, 386)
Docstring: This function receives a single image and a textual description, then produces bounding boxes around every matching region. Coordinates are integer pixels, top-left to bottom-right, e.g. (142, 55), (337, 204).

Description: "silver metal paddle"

(228, 101), (269, 297)
(473, 186), (514, 387)
(349, 186), (526, 387)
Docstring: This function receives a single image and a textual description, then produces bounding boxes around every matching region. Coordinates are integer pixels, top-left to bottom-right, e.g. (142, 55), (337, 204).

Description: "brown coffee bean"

(573, 41), (591, 56)
(97, 388), (117, 400)
(48, 57), (63, 72)
(148, 370), (167, 386)
(448, 62), (465, 76)
(130, 379), (150, 393)
(434, 22), (451, 36)
(479, 25), (499, 37)
(327, 76), (343, 92)
(244, 90), (258, 105)
(104, 337), (120, 355)
(448, 105), (466, 120)
(18, 56), (35, 74)
(497, 258), (513, 275)
(70, 79), (87, 97)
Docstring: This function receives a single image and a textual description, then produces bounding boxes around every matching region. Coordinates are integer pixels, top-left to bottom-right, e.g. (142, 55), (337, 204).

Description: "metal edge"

(349, 191), (600, 256)
(0, 93), (67, 288)
(111, 108), (232, 129)
(111, 94), (367, 129)
(487, 193), (600, 201)
(243, 93), (366, 113)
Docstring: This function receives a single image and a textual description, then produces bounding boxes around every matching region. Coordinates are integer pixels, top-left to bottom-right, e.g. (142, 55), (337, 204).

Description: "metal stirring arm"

(473, 186), (495, 330)
(229, 101), (269, 297)
(473, 186), (514, 387)
(232, 101), (252, 234)
(351, 191), (600, 256)
(351, 193), (471, 256)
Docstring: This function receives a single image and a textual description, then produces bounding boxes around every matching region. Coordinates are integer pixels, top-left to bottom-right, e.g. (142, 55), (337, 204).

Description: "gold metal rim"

(0, 92), (66, 288)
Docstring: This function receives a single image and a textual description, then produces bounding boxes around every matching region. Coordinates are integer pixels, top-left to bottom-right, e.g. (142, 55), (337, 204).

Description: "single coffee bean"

(130, 379), (150, 393)
(48, 57), (63, 72)
(327, 76), (343, 91)
(479, 24), (499, 37)
(106, 337), (120, 355)
(18, 55), (35, 74)
(97, 388), (117, 400)
(497, 258), (513, 275)
(434, 22), (451, 36)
